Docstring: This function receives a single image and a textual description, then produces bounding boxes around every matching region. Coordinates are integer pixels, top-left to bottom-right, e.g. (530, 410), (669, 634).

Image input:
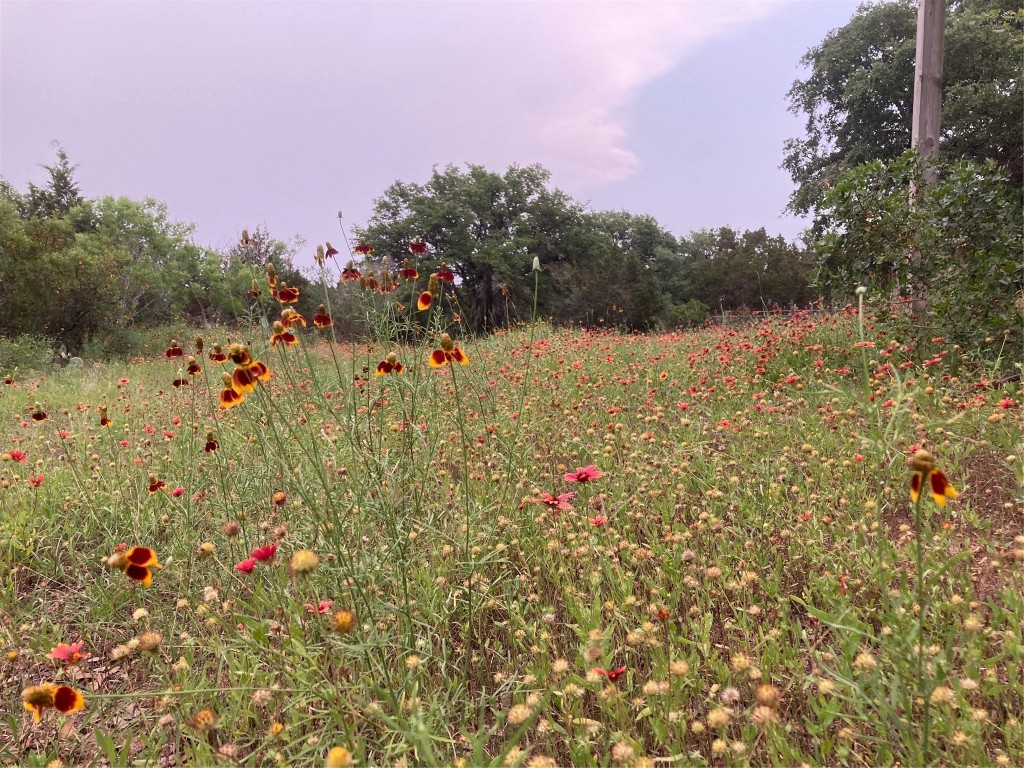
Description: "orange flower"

(909, 450), (959, 506)
(231, 361), (271, 394)
(341, 262), (361, 282)
(281, 308), (306, 328)
(21, 683), (85, 722)
(429, 333), (469, 368)
(353, 238), (373, 256)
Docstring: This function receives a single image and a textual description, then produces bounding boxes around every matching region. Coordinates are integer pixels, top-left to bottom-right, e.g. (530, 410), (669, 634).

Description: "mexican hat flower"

(909, 449), (959, 506)
(21, 683), (85, 721)
(429, 333), (469, 368)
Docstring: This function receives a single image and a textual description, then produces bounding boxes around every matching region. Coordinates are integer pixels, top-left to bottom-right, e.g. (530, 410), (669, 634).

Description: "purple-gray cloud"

(1, 1), (858, 264)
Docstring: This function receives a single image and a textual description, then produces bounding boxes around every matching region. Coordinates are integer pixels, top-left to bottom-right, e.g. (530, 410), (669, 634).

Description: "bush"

(816, 151), (1024, 354)
(0, 334), (56, 372)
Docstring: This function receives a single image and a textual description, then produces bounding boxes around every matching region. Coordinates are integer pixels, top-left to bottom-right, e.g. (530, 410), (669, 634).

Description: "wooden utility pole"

(911, 0), (946, 182)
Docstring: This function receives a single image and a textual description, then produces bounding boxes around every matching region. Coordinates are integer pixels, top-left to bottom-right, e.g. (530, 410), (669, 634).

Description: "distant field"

(1, 314), (1021, 767)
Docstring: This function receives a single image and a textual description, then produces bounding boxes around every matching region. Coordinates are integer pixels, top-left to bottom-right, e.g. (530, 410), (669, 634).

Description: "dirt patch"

(959, 449), (1022, 534)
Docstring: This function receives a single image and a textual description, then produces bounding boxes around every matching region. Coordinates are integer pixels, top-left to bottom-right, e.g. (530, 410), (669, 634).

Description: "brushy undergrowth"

(0, 266), (1021, 768)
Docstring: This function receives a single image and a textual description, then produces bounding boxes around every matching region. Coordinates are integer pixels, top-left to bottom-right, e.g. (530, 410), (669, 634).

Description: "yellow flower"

(290, 549), (319, 574)
(325, 746), (353, 768)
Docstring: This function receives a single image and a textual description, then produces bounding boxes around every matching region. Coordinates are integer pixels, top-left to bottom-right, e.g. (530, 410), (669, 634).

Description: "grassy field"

(1, 304), (1021, 766)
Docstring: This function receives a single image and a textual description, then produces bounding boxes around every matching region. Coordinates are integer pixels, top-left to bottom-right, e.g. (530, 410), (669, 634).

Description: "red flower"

(417, 291), (433, 311)
(563, 465), (604, 483)
(909, 450), (959, 507)
(234, 558), (256, 573)
(408, 237), (428, 256)
(341, 262), (361, 282)
(589, 515), (606, 527)
(436, 263), (455, 282)
(353, 239), (374, 256)
(594, 666), (626, 682)
(165, 342), (184, 358)
(305, 600), (334, 614)
(399, 258), (419, 280)
(251, 542), (278, 562)
(276, 285), (299, 304)
(7, 450), (26, 462)
(28, 474), (44, 487)
(325, 242), (339, 258)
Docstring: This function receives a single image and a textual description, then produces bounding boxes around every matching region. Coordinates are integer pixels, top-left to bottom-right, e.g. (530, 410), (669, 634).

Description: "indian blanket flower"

(305, 600), (334, 614)
(108, 546), (162, 587)
(21, 683), (85, 722)
(313, 305), (333, 328)
(909, 449), (959, 506)
(234, 558), (256, 573)
(376, 352), (404, 376)
(593, 666), (626, 682)
(429, 333), (469, 368)
(148, 475), (167, 494)
(532, 491), (575, 511)
(251, 542), (278, 562)
(5, 449), (26, 462)
(564, 465), (604, 483)
(48, 641), (88, 666)
(270, 321), (298, 347)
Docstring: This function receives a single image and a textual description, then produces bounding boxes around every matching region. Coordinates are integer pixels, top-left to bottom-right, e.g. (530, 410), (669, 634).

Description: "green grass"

(0, 297), (1021, 767)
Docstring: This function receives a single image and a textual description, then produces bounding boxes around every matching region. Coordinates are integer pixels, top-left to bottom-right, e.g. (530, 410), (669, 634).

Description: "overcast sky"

(1, 0), (859, 265)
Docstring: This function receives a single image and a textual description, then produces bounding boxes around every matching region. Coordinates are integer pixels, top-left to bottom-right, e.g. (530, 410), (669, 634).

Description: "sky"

(1, 0), (860, 267)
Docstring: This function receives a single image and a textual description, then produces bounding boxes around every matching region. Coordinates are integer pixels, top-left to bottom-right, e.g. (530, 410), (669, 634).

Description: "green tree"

(784, 0), (1023, 220)
(816, 150), (1023, 350)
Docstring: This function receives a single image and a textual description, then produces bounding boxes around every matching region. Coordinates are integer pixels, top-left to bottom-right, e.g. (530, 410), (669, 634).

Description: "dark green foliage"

(360, 165), (814, 332)
(816, 150), (1023, 352)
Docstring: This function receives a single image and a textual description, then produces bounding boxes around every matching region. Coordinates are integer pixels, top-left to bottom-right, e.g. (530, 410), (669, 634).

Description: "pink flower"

(48, 641), (87, 665)
(28, 474), (44, 487)
(170, 487), (185, 497)
(234, 558), (257, 573)
(251, 542), (278, 562)
(305, 600), (334, 614)
(563, 465), (604, 484)
(531, 492), (575, 511)
(589, 515), (607, 527)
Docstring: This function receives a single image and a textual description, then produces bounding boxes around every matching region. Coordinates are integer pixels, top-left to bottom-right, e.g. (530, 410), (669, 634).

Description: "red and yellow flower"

(399, 258), (419, 280)
(429, 333), (469, 368)
(408, 237), (428, 256)
(276, 283), (299, 304)
(341, 262), (361, 282)
(21, 683), (85, 722)
(909, 449), (959, 506)
(313, 304), (333, 328)
(353, 239), (374, 256)
(109, 546), (162, 588)
(270, 321), (298, 348)
(376, 352), (404, 376)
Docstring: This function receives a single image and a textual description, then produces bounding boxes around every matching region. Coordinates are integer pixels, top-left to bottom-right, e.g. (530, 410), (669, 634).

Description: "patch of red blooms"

(251, 543), (279, 562)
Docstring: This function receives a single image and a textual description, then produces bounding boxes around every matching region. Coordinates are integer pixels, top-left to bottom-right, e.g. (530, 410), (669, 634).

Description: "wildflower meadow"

(1, 251), (1021, 768)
